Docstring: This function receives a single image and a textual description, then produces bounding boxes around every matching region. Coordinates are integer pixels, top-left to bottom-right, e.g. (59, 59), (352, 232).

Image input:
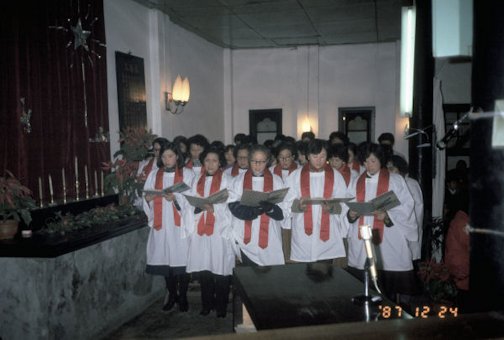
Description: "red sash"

(356, 169), (390, 244)
(152, 168), (183, 230)
(186, 160), (193, 169)
(143, 158), (155, 178)
(300, 164), (334, 241)
(338, 165), (351, 187)
(273, 162), (297, 178)
(243, 169), (272, 249)
(231, 163), (240, 177)
(351, 161), (361, 172)
(196, 168), (223, 236)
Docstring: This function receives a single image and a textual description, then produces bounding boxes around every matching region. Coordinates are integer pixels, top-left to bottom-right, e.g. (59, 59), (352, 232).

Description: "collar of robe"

(164, 167), (176, 173)
(252, 172), (264, 177)
(309, 166), (325, 173)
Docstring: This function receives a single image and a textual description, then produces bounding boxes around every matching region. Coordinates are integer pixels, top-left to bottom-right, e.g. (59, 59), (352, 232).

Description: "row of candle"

(37, 157), (105, 207)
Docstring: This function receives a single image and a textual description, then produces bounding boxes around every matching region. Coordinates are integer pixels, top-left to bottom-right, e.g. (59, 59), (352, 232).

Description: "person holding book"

(269, 142), (299, 182)
(186, 134), (210, 177)
(328, 143), (359, 188)
(224, 143), (250, 178)
(177, 146), (234, 318)
(228, 145), (287, 266)
(345, 143), (417, 301)
(143, 142), (195, 312)
(284, 139), (349, 263)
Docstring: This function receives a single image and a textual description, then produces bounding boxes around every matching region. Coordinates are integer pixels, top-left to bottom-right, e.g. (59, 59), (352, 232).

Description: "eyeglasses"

(250, 160), (267, 165)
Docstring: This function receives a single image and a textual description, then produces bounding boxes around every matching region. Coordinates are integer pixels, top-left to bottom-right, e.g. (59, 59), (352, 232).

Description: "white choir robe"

(178, 174), (235, 276)
(137, 157), (158, 177)
(224, 166), (247, 178)
(284, 168), (349, 262)
(142, 168), (195, 267)
(229, 172), (287, 266)
(406, 176), (424, 260)
(191, 166), (202, 178)
(345, 170), (417, 271)
(269, 164), (300, 229)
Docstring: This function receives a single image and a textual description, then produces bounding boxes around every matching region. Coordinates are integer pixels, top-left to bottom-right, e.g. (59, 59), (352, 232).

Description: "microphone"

(436, 111), (470, 150)
(359, 224), (382, 294)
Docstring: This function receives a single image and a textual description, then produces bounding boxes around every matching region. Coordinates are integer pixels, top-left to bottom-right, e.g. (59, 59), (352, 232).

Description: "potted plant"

(418, 259), (458, 304)
(0, 170), (36, 239)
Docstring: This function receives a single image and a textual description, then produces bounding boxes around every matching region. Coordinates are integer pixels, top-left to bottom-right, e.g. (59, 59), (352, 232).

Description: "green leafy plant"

(102, 127), (157, 204)
(418, 259), (458, 303)
(0, 170), (36, 225)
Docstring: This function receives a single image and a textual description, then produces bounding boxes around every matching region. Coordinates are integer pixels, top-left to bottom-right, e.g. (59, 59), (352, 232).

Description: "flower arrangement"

(0, 170), (36, 225)
(102, 127), (157, 204)
(418, 259), (458, 303)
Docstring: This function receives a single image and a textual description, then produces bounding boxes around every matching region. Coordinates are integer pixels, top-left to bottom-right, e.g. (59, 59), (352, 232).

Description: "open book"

(240, 188), (289, 207)
(143, 182), (190, 196)
(344, 190), (400, 216)
(291, 197), (353, 214)
(183, 189), (229, 209)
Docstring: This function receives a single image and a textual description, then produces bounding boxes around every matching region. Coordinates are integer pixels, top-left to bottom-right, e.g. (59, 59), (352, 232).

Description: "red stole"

(243, 169), (272, 249)
(186, 160), (193, 169)
(300, 164), (334, 241)
(273, 162), (297, 178)
(153, 167), (183, 230)
(338, 165), (351, 187)
(196, 168), (223, 236)
(143, 158), (155, 178)
(351, 161), (361, 173)
(356, 169), (390, 244)
(231, 163), (240, 177)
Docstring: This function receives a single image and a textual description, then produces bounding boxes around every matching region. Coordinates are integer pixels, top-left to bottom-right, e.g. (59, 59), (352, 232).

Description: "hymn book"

(291, 197), (353, 214)
(143, 182), (190, 196)
(344, 190), (400, 215)
(183, 189), (229, 209)
(240, 188), (289, 207)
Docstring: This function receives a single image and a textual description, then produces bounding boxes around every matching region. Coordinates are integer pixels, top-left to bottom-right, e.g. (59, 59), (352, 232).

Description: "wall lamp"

(164, 75), (190, 115)
(400, 4), (416, 117)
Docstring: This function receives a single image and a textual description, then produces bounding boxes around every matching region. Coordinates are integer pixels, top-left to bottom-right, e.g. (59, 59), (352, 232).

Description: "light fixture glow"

(165, 74), (190, 115)
(400, 6), (416, 117)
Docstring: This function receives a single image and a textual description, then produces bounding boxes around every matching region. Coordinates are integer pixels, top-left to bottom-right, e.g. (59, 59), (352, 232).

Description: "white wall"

(227, 42), (409, 156)
(104, 0), (224, 157)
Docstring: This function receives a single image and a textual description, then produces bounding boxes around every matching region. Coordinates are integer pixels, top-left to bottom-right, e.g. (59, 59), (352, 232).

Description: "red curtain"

(0, 0), (109, 201)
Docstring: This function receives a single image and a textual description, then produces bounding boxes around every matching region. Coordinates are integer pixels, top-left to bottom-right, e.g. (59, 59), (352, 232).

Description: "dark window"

(338, 107), (375, 144)
(249, 109), (282, 144)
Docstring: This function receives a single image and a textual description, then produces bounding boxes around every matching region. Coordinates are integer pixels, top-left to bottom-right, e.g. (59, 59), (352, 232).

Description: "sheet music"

(344, 190), (400, 216)
(240, 188), (289, 207)
(291, 197), (353, 214)
(184, 189), (229, 209)
(142, 182), (190, 196)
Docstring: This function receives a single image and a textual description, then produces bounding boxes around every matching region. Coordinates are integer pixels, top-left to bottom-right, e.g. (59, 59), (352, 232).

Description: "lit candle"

(94, 170), (98, 196)
(38, 177), (43, 207)
(101, 170), (104, 196)
(62, 168), (67, 204)
(48, 174), (54, 204)
(84, 165), (89, 198)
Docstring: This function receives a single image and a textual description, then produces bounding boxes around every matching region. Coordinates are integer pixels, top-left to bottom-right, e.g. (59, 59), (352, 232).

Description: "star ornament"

(71, 18), (91, 51)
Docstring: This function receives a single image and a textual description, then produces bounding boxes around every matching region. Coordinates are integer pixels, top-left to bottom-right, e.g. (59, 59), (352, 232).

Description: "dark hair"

(210, 140), (225, 152)
(187, 134), (209, 149)
(200, 146), (226, 169)
(152, 137), (169, 149)
(363, 143), (386, 168)
(224, 144), (235, 153)
(328, 144), (349, 163)
(234, 133), (247, 145)
(249, 144), (272, 167)
(264, 139), (275, 149)
(357, 142), (370, 164)
(389, 155), (409, 176)
(296, 140), (308, 157)
(328, 131), (349, 145)
(306, 138), (328, 156)
(378, 132), (395, 146)
(173, 135), (187, 147)
(284, 136), (296, 144)
(347, 142), (357, 156)
(275, 142), (298, 160)
(301, 131), (315, 141)
(233, 143), (251, 159)
(157, 142), (185, 169)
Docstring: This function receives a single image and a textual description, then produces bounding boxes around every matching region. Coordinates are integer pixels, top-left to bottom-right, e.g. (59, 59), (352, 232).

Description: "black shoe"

(162, 296), (178, 311)
(178, 297), (189, 312)
(199, 307), (212, 316)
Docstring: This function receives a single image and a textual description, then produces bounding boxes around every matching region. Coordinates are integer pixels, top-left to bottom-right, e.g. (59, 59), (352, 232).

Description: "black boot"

(162, 276), (178, 311)
(178, 274), (190, 312)
(199, 271), (215, 315)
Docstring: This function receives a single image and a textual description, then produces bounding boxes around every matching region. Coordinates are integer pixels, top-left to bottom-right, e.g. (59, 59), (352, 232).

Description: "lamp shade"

(172, 75), (184, 102)
(181, 77), (190, 102)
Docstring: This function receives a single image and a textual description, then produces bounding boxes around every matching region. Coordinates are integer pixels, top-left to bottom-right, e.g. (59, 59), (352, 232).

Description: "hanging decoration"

(49, 2), (106, 128)
(19, 98), (32, 134)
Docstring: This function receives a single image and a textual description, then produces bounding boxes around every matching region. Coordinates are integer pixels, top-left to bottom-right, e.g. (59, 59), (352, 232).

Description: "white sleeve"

(142, 171), (156, 228)
(388, 174), (418, 242)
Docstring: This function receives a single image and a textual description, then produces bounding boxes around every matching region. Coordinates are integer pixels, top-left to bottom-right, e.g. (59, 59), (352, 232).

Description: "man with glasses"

(228, 145), (287, 266)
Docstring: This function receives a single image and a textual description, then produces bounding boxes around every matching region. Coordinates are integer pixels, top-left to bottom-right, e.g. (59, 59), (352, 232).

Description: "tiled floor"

(105, 284), (234, 339)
